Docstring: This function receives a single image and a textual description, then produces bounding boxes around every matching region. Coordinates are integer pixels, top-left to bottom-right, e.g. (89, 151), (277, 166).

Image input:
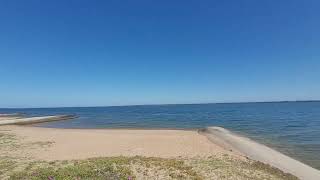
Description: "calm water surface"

(1, 101), (320, 169)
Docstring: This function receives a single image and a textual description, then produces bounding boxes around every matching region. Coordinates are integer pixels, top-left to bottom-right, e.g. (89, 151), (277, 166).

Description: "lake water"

(1, 101), (320, 169)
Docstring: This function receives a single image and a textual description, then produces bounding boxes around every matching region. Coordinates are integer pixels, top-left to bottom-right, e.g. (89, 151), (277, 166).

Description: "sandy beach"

(0, 125), (232, 160)
(1, 124), (319, 179)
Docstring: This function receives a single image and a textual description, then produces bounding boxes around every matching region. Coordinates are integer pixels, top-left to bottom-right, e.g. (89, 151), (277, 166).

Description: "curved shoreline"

(201, 126), (320, 180)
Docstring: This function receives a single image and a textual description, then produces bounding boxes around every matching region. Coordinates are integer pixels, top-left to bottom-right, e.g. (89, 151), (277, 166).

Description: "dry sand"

(0, 125), (234, 161)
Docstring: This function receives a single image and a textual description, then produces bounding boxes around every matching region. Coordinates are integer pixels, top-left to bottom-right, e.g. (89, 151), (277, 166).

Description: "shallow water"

(1, 101), (320, 169)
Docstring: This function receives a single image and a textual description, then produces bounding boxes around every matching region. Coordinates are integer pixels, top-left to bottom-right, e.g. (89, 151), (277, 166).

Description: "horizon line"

(1, 100), (319, 109)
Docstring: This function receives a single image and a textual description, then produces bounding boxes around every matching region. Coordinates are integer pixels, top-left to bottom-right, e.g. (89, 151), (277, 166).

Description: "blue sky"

(0, 0), (319, 108)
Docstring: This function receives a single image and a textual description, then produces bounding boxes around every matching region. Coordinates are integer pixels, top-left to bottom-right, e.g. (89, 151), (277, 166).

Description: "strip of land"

(0, 115), (76, 125)
(0, 113), (22, 117)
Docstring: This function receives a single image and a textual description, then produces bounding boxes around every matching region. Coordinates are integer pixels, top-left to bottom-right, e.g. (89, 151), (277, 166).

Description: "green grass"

(0, 158), (17, 177)
(129, 157), (202, 179)
(250, 161), (298, 180)
(188, 156), (298, 180)
(0, 133), (17, 146)
(9, 157), (132, 180)
(10, 156), (203, 180)
(4, 156), (298, 180)
(8, 156), (203, 180)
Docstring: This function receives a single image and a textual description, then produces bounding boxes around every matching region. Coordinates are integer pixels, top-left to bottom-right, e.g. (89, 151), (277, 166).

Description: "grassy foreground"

(0, 131), (298, 180)
(1, 156), (298, 180)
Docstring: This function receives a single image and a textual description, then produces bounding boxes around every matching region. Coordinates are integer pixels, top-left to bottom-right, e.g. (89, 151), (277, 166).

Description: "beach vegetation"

(4, 156), (298, 180)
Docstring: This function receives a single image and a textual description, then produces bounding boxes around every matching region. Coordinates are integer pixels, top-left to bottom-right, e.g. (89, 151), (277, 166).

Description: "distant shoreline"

(1, 100), (319, 109)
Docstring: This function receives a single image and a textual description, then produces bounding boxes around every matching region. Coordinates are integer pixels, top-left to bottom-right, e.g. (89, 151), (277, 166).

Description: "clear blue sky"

(0, 0), (319, 108)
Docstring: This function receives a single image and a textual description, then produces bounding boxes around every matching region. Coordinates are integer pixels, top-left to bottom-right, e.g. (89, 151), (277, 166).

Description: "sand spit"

(0, 113), (22, 117)
(201, 126), (320, 180)
(0, 115), (76, 125)
(0, 113), (23, 121)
